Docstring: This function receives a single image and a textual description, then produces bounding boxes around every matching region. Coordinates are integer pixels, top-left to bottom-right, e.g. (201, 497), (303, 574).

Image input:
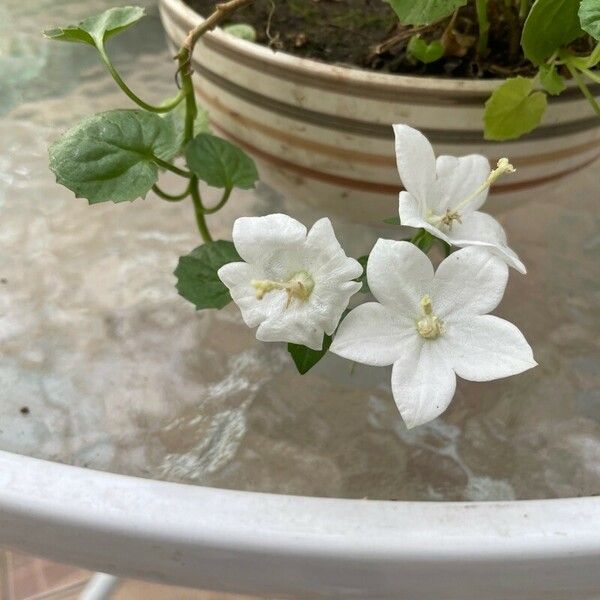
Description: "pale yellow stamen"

(416, 294), (445, 340)
(251, 271), (314, 308)
(431, 158), (516, 230)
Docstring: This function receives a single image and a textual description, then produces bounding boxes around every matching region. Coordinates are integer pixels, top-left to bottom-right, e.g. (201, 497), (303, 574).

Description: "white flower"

(218, 214), (363, 350)
(394, 124), (526, 274)
(330, 239), (536, 429)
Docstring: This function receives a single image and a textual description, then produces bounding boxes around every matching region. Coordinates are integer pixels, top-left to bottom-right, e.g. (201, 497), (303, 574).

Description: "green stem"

(519, 0), (529, 20)
(203, 187), (232, 214)
(566, 64), (600, 118)
(587, 43), (600, 69)
(153, 156), (192, 178)
(177, 48), (214, 242)
(475, 0), (489, 56)
(410, 229), (435, 253)
(98, 47), (185, 113)
(190, 178), (213, 243)
(581, 67), (600, 86)
(152, 183), (190, 202)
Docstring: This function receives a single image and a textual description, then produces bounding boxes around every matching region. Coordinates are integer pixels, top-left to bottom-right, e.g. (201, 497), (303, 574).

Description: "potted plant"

(159, 0), (600, 222)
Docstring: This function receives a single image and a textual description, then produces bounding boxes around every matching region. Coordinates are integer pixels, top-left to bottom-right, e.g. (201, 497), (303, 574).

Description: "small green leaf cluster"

(407, 36), (444, 64)
(484, 0), (600, 140)
(45, 6), (259, 227)
(387, 0), (600, 140)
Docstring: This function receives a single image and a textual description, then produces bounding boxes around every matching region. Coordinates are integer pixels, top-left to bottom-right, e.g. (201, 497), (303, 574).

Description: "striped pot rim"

(166, 0), (598, 104)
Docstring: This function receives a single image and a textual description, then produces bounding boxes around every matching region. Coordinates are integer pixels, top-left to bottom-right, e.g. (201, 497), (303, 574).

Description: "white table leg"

(79, 573), (121, 600)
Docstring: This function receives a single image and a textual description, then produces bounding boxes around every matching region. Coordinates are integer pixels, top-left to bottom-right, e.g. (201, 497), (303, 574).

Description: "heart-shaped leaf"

(407, 36), (444, 63)
(175, 241), (241, 310)
(484, 77), (548, 141)
(49, 109), (178, 204)
(185, 133), (259, 190)
(44, 6), (145, 48)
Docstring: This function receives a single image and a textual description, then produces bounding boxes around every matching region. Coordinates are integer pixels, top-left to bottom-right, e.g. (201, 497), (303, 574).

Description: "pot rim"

(164, 0), (507, 92)
(163, 0), (562, 96)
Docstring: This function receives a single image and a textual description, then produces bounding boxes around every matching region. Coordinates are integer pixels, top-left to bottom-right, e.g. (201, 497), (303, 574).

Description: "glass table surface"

(1, 0), (600, 502)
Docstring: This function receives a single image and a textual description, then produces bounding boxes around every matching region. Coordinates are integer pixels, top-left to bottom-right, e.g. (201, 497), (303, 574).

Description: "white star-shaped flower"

(394, 124), (526, 274)
(330, 239), (536, 428)
(218, 214), (363, 350)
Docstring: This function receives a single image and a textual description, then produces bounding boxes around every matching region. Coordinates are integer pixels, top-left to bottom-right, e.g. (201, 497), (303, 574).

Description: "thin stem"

(581, 67), (600, 86)
(153, 156), (192, 178)
(98, 47), (185, 113)
(203, 187), (232, 214)
(178, 0), (255, 58)
(410, 229), (435, 253)
(475, 0), (489, 56)
(190, 178), (213, 242)
(519, 0), (529, 20)
(566, 64), (600, 118)
(173, 0), (256, 241)
(152, 183), (190, 201)
(588, 43), (600, 69)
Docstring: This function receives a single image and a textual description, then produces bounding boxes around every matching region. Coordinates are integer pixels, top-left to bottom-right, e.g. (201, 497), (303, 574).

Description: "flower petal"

(218, 261), (281, 328)
(330, 302), (415, 366)
(256, 306), (324, 350)
(367, 239), (434, 316)
(312, 280), (362, 336)
(448, 211), (526, 274)
(305, 217), (363, 282)
(232, 214), (307, 268)
(431, 246), (508, 319)
(399, 191), (451, 244)
(393, 124), (436, 203)
(435, 154), (490, 214)
(391, 338), (456, 429)
(443, 315), (537, 381)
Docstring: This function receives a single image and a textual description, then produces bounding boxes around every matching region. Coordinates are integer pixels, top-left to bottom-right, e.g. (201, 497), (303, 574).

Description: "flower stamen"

(416, 294), (445, 339)
(432, 158), (516, 230)
(251, 270), (314, 308)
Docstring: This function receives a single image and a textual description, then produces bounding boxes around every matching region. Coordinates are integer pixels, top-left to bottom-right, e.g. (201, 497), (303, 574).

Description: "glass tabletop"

(1, 0), (599, 502)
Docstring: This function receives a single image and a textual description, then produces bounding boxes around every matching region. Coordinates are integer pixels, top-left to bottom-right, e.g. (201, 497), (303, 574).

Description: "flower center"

(251, 270), (315, 308)
(430, 158), (516, 231)
(416, 294), (445, 340)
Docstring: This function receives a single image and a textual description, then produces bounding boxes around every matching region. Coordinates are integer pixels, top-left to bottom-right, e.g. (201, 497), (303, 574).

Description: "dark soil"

(186, 0), (595, 79)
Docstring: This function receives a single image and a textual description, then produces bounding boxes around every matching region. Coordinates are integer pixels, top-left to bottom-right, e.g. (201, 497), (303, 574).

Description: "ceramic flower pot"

(159, 0), (600, 223)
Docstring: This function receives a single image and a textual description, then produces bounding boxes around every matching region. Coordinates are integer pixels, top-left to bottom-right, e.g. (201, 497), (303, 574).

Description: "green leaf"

(163, 102), (211, 159)
(185, 133), (259, 190)
(49, 109), (178, 204)
(484, 76), (548, 141)
(223, 23), (257, 42)
(383, 216), (401, 225)
(175, 241), (241, 310)
(538, 64), (566, 95)
(407, 36), (444, 63)
(355, 255), (370, 293)
(580, 0), (600, 41)
(44, 6), (145, 48)
(288, 334), (333, 375)
(387, 0), (467, 25)
(521, 0), (584, 65)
